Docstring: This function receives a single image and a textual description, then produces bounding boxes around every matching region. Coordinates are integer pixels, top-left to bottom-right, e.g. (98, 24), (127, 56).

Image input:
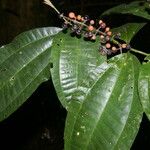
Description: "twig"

(43, 0), (60, 14)
(130, 48), (150, 56)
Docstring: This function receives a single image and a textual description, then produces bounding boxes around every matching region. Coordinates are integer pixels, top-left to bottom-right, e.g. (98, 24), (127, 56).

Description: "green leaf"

(65, 53), (143, 150)
(112, 23), (146, 43)
(0, 27), (62, 121)
(101, 1), (150, 20)
(51, 32), (106, 108)
(139, 61), (150, 120)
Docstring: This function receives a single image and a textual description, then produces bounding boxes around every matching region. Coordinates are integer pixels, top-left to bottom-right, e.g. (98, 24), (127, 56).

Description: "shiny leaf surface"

(101, 1), (150, 20)
(112, 23), (146, 43)
(139, 60), (150, 120)
(51, 33), (106, 108)
(65, 53), (142, 150)
(0, 27), (61, 121)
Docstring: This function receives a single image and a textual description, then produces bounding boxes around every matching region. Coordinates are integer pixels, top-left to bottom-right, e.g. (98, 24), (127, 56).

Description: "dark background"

(0, 0), (150, 149)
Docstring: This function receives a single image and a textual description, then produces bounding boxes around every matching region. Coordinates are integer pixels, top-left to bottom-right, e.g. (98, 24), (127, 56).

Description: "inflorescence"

(44, 0), (130, 56)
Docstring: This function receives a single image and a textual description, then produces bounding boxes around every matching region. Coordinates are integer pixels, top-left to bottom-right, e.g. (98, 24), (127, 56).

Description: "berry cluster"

(44, 0), (130, 56)
(60, 12), (130, 55)
(62, 12), (107, 40)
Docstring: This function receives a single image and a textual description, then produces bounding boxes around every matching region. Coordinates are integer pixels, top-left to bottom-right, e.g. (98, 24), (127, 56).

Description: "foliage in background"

(0, 1), (150, 149)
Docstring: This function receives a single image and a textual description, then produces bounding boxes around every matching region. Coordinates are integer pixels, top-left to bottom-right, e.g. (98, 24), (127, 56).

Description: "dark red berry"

(88, 32), (93, 37)
(100, 45), (112, 55)
(76, 29), (82, 35)
(101, 23), (106, 29)
(84, 32), (89, 38)
(73, 24), (78, 30)
(84, 15), (89, 21)
(105, 36), (110, 41)
(114, 33), (121, 39)
(126, 44), (131, 50)
(62, 23), (68, 29)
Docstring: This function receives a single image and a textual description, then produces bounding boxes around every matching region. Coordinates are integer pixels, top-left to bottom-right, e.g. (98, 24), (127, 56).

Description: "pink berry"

(69, 12), (75, 18)
(88, 25), (94, 31)
(90, 20), (95, 25)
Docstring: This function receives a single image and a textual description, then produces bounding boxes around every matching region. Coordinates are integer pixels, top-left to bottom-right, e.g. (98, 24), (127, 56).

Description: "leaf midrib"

(0, 47), (51, 113)
(85, 66), (123, 150)
(69, 56), (130, 149)
(0, 34), (53, 66)
(0, 63), (50, 118)
(0, 40), (52, 94)
(113, 60), (134, 149)
(68, 64), (112, 149)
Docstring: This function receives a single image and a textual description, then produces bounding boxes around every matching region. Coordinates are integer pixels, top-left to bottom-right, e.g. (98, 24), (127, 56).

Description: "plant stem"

(130, 48), (150, 56)
(44, 0), (150, 57)
(63, 16), (106, 36)
(43, 0), (60, 14)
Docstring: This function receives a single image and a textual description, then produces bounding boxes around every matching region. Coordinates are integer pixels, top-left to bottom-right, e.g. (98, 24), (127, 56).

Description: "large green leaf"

(0, 27), (62, 121)
(139, 58), (150, 120)
(101, 1), (150, 20)
(112, 23), (146, 43)
(65, 53), (143, 150)
(51, 32), (106, 108)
